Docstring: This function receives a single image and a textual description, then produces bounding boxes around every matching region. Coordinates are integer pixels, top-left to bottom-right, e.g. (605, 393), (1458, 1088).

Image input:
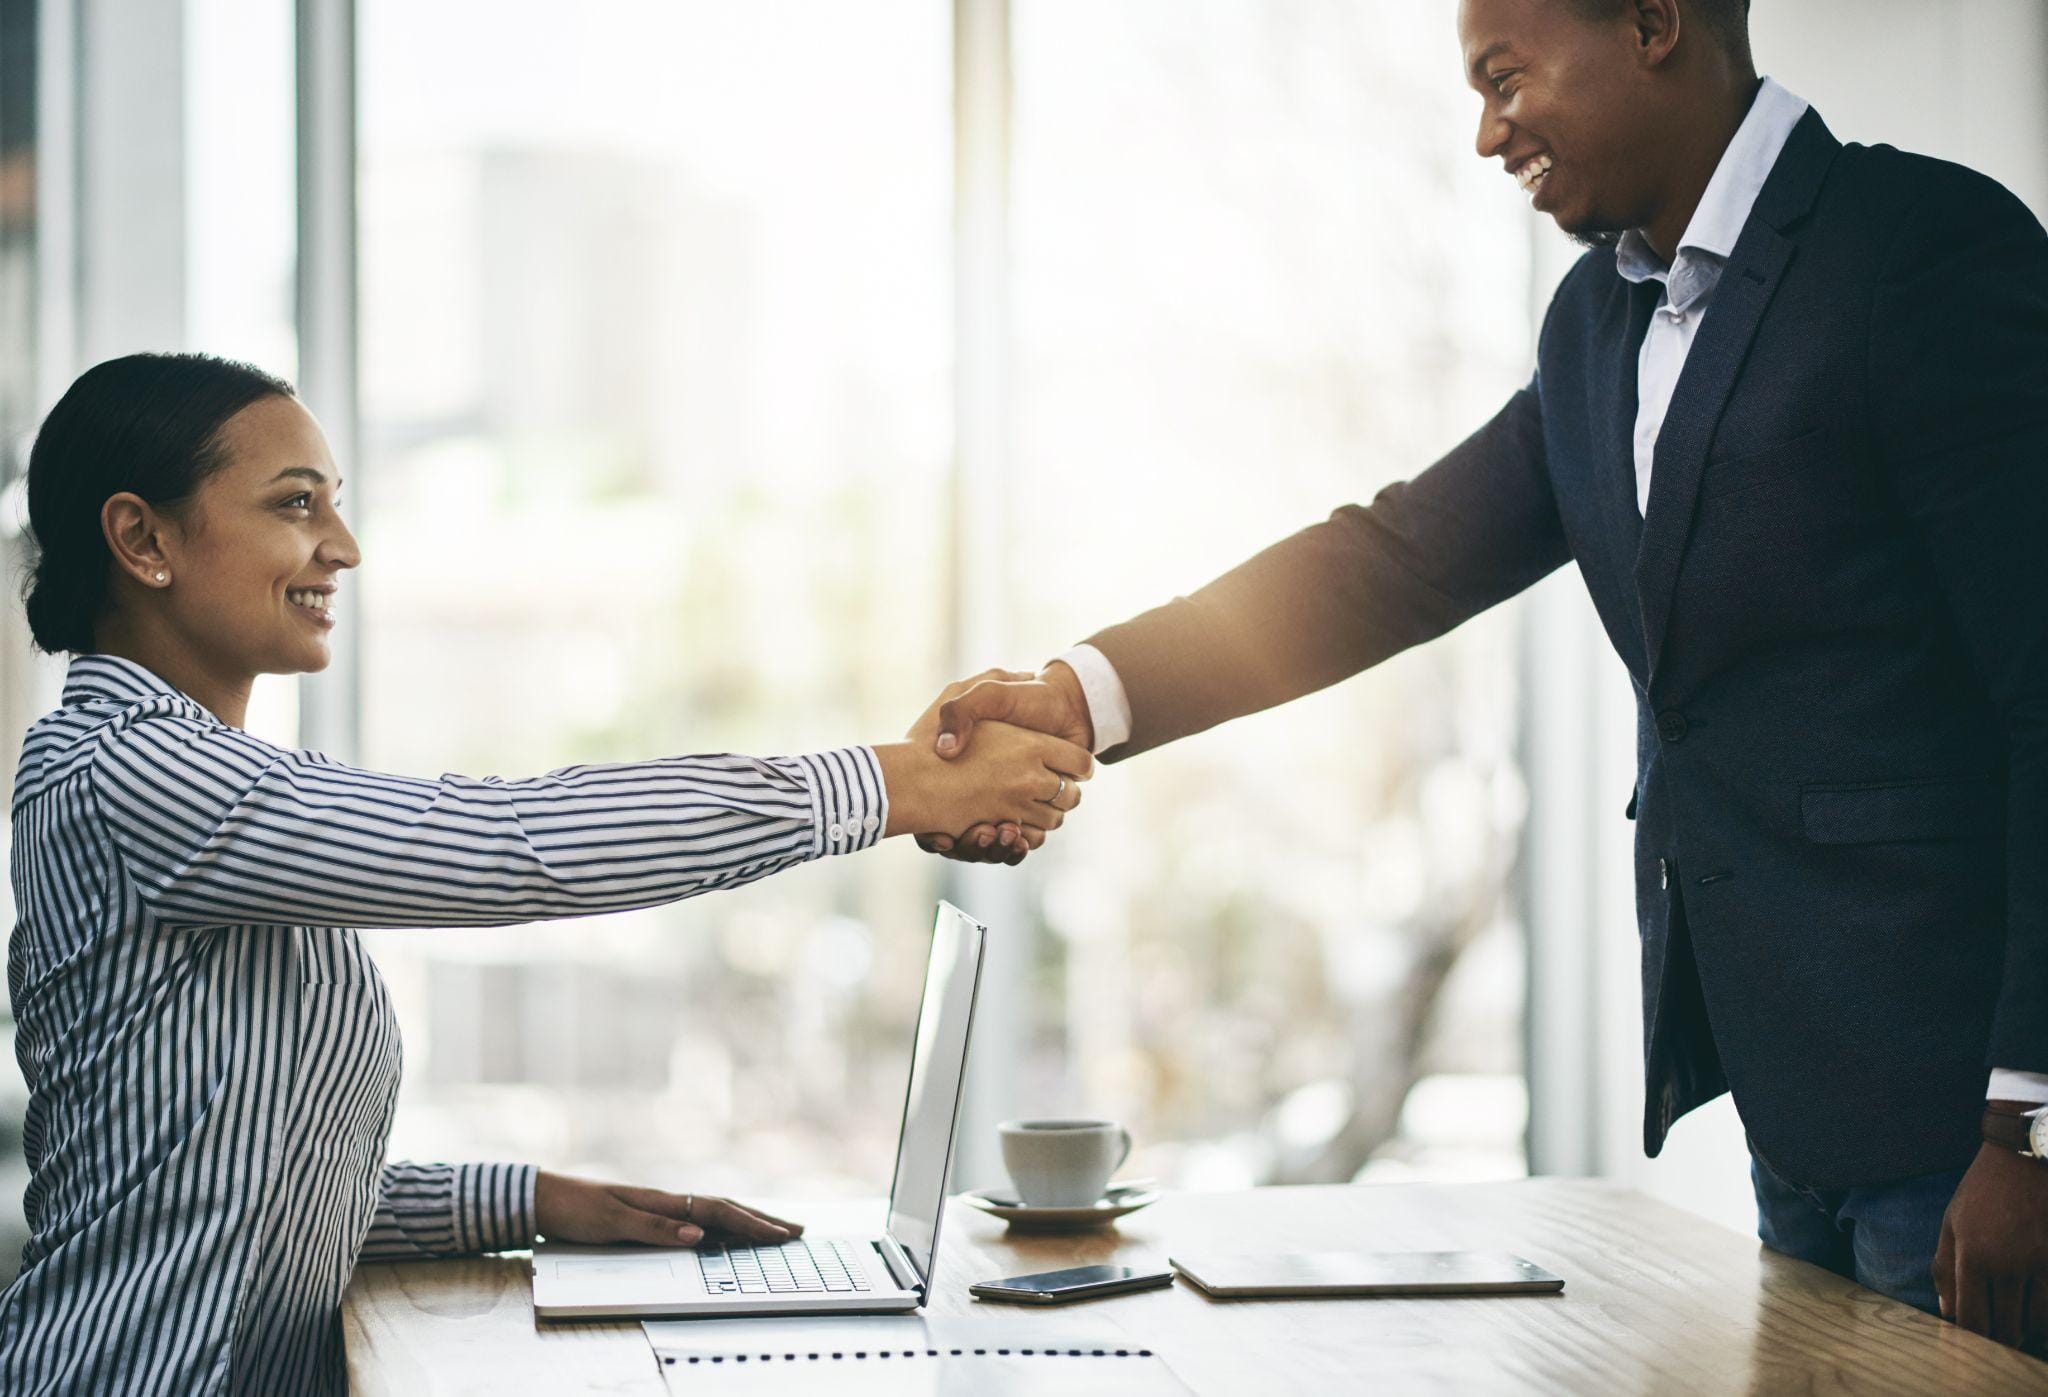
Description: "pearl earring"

(155, 572), (168, 583)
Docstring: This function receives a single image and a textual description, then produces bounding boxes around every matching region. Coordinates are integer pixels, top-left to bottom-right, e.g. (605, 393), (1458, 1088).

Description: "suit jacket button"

(1657, 710), (1690, 743)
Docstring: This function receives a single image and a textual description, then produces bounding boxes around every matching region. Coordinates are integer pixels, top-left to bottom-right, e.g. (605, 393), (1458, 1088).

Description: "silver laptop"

(531, 902), (988, 1320)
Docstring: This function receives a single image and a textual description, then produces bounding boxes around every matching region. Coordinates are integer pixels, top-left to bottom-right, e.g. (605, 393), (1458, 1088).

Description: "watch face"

(2030, 1114), (2048, 1159)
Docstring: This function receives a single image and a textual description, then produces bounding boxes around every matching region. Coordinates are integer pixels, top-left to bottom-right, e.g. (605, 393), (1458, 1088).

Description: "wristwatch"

(1982, 1105), (2048, 1159)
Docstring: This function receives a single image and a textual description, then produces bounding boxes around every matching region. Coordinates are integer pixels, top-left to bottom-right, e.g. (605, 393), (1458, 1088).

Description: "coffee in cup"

(998, 1118), (1132, 1207)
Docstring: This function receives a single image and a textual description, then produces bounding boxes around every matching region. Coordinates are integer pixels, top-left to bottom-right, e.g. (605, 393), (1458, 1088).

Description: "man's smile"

(1512, 151), (1555, 197)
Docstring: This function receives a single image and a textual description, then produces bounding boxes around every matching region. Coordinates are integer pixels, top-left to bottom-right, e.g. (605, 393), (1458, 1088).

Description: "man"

(922, 0), (2048, 1356)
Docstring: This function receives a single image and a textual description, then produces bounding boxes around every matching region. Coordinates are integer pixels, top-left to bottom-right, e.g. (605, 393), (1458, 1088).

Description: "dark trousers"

(1749, 1147), (1967, 1315)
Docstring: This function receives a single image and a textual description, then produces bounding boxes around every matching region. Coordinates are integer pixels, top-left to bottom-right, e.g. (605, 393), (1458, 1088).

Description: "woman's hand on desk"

(534, 1171), (803, 1248)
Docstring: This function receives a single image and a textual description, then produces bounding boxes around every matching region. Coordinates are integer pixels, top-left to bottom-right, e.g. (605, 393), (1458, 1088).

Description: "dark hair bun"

(22, 556), (89, 660)
(19, 353), (294, 655)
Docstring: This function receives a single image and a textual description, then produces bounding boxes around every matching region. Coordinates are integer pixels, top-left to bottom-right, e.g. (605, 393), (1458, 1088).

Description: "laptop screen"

(883, 903), (986, 1288)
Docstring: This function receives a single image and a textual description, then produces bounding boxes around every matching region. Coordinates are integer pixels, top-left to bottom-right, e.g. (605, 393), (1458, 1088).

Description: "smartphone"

(969, 1264), (1176, 1305)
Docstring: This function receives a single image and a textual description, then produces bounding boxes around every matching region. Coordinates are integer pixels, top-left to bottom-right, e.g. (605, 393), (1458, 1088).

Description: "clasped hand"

(900, 665), (1096, 866)
(873, 668), (1092, 855)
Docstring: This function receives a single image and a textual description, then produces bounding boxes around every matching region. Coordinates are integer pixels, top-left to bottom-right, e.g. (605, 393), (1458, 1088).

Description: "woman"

(0, 353), (1088, 1395)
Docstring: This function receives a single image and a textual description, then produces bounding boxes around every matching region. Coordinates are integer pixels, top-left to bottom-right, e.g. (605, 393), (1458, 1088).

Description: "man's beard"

(1568, 228), (1623, 250)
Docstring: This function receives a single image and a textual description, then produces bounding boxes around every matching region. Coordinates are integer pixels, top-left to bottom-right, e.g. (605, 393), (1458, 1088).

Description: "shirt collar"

(1615, 76), (1810, 295)
(62, 653), (196, 708)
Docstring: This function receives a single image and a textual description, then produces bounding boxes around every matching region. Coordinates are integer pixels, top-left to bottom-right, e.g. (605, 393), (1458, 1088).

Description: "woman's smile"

(287, 585), (337, 629)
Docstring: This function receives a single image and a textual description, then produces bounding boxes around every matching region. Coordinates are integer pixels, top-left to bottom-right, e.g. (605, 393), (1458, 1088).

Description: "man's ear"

(1630, 0), (1681, 68)
(102, 493), (174, 586)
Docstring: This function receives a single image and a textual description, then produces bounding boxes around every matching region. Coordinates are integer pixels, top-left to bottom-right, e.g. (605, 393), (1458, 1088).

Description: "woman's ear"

(102, 493), (175, 588)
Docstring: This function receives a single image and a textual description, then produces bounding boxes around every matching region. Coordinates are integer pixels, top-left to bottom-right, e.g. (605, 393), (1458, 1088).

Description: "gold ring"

(682, 1194), (694, 1221)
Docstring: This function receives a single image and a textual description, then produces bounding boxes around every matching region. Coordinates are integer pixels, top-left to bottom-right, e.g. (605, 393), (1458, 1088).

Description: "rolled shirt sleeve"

(359, 1161), (537, 1261)
(85, 701), (886, 930)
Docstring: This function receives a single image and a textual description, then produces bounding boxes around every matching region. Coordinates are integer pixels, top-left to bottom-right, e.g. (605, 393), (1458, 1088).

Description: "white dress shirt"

(1055, 75), (2048, 1105)
(1615, 77), (1808, 516)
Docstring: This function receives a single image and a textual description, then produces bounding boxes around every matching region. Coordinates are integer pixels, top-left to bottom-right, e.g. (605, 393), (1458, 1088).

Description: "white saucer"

(962, 1182), (1162, 1231)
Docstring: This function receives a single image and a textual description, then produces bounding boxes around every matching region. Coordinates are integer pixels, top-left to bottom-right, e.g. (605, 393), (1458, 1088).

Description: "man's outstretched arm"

(935, 380), (1569, 772)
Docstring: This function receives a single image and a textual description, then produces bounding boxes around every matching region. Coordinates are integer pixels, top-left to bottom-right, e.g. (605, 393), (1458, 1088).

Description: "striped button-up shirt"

(0, 653), (885, 1394)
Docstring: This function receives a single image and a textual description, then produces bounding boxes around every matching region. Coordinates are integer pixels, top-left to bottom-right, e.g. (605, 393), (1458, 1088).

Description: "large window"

(1006, 0), (1533, 1186)
(2, 0), (1536, 1221)
(360, 0), (1534, 1198)
(356, 0), (957, 1197)
(0, 0), (40, 1286)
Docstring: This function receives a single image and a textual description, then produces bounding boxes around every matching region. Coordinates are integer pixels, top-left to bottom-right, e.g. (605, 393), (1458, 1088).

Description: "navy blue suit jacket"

(1086, 109), (2048, 1187)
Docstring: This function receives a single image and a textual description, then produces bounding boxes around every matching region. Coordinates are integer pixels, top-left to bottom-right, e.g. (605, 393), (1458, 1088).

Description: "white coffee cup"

(998, 1118), (1132, 1207)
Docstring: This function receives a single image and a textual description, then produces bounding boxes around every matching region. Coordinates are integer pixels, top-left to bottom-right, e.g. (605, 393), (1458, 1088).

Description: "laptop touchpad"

(548, 1251), (702, 1297)
(566, 1256), (681, 1278)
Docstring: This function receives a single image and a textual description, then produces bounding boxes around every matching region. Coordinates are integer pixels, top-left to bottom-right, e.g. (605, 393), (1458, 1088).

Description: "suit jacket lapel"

(1598, 278), (1659, 679)
(1633, 231), (1792, 677)
(1633, 108), (1841, 681)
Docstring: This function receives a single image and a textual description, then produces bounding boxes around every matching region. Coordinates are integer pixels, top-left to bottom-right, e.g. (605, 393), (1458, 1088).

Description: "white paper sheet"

(643, 1314), (1191, 1395)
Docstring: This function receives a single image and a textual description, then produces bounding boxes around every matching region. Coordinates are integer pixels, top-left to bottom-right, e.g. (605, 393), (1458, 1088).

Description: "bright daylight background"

(347, 0), (1534, 1202)
(6, 0), (2042, 1286)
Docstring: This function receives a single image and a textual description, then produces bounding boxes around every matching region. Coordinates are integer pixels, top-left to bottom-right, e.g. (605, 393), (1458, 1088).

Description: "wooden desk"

(344, 1179), (2047, 1394)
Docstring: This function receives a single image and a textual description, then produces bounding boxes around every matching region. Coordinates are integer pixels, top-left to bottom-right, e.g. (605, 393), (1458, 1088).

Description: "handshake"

(873, 663), (1096, 867)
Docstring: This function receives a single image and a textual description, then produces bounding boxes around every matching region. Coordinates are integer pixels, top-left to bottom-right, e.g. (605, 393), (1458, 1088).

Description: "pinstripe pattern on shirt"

(0, 653), (885, 1394)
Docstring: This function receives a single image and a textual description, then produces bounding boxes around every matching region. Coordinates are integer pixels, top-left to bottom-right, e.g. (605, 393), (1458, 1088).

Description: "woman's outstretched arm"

(87, 706), (877, 927)
(85, 701), (1085, 929)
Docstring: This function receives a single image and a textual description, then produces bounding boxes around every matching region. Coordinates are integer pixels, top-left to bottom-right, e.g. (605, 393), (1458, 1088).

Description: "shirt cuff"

(788, 746), (888, 858)
(1987, 1069), (2048, 1104)
(1054, 644), (1132, 755)
(453, 1161), (538, 1254)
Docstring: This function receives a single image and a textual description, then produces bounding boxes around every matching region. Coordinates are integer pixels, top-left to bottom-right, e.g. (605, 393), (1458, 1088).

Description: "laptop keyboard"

(697, 1239), (875, 1296)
